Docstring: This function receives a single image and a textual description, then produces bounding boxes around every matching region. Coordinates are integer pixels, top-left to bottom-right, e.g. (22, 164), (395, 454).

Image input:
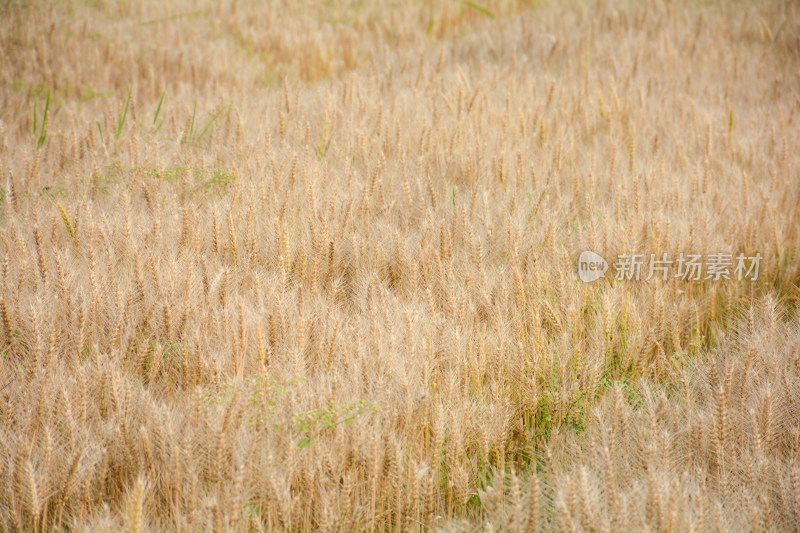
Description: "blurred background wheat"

(0, 0), (799, 530)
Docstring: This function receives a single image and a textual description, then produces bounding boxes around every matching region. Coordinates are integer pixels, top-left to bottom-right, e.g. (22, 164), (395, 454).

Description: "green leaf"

(296, 437), (312, 449)
(153, 91), (165, 125)
(116, 86), (131, 142)
(194, 105), (226, 147)
(36, 94), (50, 150)
(462, 1), (495, 19)
(186, 102), (197, 147)
(317, 111), (330, 160)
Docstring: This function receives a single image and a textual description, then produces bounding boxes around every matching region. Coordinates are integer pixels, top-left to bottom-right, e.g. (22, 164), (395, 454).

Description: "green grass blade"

(37, 94), (50, 150)
(116, 86), (131, 141)
(462, 1), (495, 18)
(185, 102), (197, 147)
(153, 92), (165, 125)
(316, 111), (329, 160)
(193, 105), (226, 147)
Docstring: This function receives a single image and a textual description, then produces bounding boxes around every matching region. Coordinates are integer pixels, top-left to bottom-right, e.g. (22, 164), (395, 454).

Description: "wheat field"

(1, 0), (799, 531)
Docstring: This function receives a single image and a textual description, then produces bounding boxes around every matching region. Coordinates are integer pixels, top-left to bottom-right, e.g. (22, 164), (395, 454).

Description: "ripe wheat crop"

(0, 0), (799, 531)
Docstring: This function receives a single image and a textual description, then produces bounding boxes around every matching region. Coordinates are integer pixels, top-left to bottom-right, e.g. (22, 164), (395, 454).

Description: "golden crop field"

(1, 0), (799, 530)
